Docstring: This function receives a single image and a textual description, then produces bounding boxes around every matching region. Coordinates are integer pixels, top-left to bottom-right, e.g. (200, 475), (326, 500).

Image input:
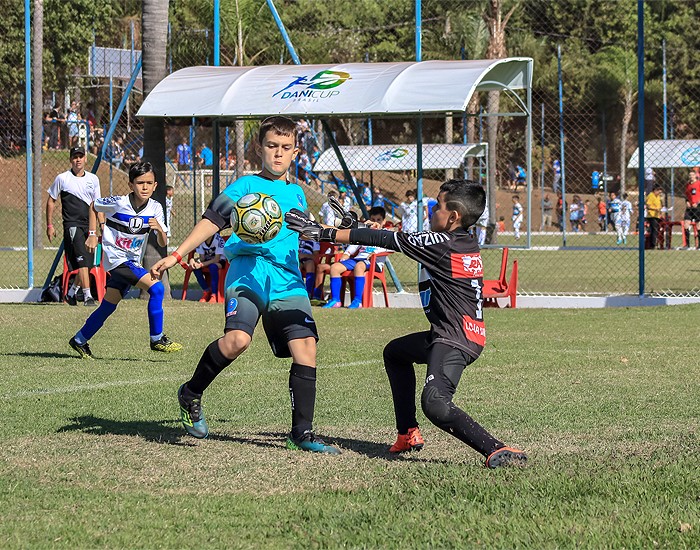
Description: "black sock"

(685, 229), (690, 246)
(187, 339), (233, 395)
(289, 363), (316, 439)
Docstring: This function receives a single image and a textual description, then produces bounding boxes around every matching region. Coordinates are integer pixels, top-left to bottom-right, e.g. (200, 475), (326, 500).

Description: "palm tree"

(141, 0), (170, 294)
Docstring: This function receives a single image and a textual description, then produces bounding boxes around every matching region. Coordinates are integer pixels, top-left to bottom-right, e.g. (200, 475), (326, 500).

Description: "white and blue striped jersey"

(94, 195), (166, 271)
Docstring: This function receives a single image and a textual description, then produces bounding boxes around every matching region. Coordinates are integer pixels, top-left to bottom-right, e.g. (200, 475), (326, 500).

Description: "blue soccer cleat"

(347, 299), (363, 309)
(178, 384), (208, 439)
(322, 299), (342, 309)
(286, 430), (341, 455)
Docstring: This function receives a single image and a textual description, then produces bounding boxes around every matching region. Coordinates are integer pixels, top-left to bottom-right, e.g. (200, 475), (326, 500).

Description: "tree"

(141, 0), (171, 295)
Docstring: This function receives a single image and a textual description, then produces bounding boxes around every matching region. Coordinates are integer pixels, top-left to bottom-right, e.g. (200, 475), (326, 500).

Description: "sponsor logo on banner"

(226, 298), (238, 318)
(376, 148), (409, 162)
(272, 70), (351, 102)
(450, 253), (483, 278)
(680, 147), (700, 166)
(115, 236), (145, 250)
(463, 315), (486, 347)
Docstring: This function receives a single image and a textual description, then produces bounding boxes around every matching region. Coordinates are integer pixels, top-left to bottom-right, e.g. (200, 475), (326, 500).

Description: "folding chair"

(340, 251), (392, 308)
(61, 245), (107, 303)
(482, 247), (517, 309)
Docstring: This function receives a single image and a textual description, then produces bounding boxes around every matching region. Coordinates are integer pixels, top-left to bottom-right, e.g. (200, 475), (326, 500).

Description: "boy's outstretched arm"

(150, 218), (220, 279)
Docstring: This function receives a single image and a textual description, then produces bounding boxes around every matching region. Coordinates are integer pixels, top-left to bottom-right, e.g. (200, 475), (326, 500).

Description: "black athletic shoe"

(150, 335), (183, 352)
(177, 384), (208, 439)
(83, 297), (97, 306)
(65, 294), (78, 306)
(69, 337), (94, 359)
(485, 446), (528, 468)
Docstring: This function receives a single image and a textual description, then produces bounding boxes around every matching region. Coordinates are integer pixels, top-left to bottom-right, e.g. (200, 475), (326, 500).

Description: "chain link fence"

(2, 0), (698, 298)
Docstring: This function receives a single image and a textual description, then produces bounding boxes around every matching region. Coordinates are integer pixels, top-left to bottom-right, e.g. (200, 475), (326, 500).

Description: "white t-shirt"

(48, 170), (101, 226)
(400, 200), (418, 232)
(344, 244), (388, 270)
(94, 195), (165, 271)
(195, 233), (225, 262)
(319, 201), (336, 226)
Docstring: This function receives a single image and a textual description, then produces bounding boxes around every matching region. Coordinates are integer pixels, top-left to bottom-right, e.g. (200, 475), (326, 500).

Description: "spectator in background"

(541, 194), (553, 230)
(616, 193), (633, 245)
(319, 190), (338, 227)
(644, 167), (656, 195)
(339, 189), (353, 211)
(105, 137), (125, 170)
(421, 195), (435, 230)
(597, 197), (607, 232)
(569, 195), (582, 232)
(189, 233), (226, 303)
(607, 191), (620, 231)
(555, 190), (565, 231)
(66, 102), (80, 148)
(683, 170), (700, 248)
(400, 189), (419, 233)
(371, 186), (385, 208)
(177, 138), (192, 170)
(514, 164), (526, 190)
(310, 144), (321, 166)
(199, 144), (213, 167)
(47, 105), (63, 149)
(645, 184), (663, 249)
(165, 185), (175, 240)
(497, 216), (506, 234)
(582, 200), (590, 231)
(552, 159), (561, 193)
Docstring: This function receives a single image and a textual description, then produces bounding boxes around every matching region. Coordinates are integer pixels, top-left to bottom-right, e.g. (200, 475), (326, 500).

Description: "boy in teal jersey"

(151, 116), (339, 454)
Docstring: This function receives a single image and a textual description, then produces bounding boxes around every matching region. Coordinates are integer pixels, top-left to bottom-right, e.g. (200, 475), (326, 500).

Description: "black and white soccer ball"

(230, 192), (283, 244)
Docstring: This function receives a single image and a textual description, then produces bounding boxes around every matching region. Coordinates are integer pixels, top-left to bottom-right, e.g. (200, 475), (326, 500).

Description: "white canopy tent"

(627, 140), (700, 168)
(137, 59), (532, 118)
(312, 143), (487, 172)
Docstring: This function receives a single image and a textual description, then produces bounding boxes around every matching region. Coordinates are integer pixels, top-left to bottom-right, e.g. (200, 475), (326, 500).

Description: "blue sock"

(313, 285), (323, 299)
(354, 276), (365, 303)
(330, 277), (341, 302)
(148, 282), (165, 341)
(209, 264), (219, 296)
(305, 272), (314, 296)
(76, 300), (118, 342)
(193, 269), (210, 292)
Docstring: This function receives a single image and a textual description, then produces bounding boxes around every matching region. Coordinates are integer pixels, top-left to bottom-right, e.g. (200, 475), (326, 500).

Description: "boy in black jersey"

(285, 179), (527, 468)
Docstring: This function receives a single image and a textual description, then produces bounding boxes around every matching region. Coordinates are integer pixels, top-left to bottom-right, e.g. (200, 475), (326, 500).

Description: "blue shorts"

(340, 258), (370, 271)
(106, 261), (148, 297)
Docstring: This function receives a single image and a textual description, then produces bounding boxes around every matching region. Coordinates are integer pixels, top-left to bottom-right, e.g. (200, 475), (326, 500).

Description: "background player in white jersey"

(189, 232), (226, 303)
(615, 193), (633, 245)
(46, 146), (103, 305)
(68, 162), (182, 359)
(511, 195), (523, 239)
(286, 180), (527, 468)
(323, 206), (389, 309)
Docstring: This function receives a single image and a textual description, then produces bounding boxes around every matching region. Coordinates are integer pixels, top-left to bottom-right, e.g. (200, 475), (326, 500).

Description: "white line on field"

(2, 359), (381, 400)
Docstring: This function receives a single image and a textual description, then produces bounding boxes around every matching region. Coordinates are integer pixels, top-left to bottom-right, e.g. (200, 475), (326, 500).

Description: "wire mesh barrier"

(1, 0), (699, 298)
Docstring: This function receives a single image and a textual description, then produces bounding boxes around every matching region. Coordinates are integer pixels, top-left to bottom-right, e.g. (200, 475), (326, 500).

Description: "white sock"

(83, 288), (93, 300)
(67, 283), (80, 298)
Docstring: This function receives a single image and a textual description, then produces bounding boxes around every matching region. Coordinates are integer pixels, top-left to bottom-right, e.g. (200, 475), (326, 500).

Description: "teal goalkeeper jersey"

(203, 174), (308, 274)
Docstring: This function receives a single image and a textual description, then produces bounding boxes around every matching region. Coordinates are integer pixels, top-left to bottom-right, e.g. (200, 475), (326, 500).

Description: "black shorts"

(63, 225), (93, 270)
(223, 289), (318, 358)
(683, 206), (700, 222)
(106, 261), (149, 297)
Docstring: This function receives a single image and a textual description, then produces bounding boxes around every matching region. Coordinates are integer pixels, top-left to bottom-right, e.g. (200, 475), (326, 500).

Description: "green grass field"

(0, 302), (698, 548)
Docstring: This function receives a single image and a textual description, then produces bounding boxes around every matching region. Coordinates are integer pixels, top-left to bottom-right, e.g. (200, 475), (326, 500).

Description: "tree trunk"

(32, 0), (43, 249)
(483, 0), (515, 238)
(465, 94), (479, 176)
(619, 88), (634, 197)
(141, 0), (171, 297)
(445, 113), (454, 180)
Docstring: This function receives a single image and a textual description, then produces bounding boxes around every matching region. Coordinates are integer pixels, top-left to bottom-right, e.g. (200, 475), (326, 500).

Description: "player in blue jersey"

(151, 116), (340, 454)
(68, 162), (183, 359)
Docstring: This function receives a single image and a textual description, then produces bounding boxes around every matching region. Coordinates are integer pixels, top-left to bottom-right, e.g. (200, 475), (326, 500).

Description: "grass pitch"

(0, 301), (698, 548)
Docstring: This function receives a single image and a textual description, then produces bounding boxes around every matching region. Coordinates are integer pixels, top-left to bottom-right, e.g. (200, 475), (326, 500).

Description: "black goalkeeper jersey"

(348, 227), (485, 359)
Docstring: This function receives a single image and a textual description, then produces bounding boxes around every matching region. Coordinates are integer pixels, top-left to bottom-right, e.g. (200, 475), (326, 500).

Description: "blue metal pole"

(603, 111), (608, 231)
(415, 0), (423, 232)
(368, 118), (373, 145)
(25, 0), (33, 288)
(557, 45), (567, 247)
(212, 0), (221, 197)
(540, 103), (545, 230)
(265, 0), (301, 64)
(637, 0), (645, 296)
(191, 120), (197, 226)
(109, 64), (114, 194)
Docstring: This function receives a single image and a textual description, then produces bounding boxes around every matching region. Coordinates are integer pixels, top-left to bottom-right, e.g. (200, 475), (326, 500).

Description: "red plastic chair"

(181, 251), (228, 302)
(340, 251), (392, 308)
(61, 249), (107, 302)
(482, 247), (517, 309)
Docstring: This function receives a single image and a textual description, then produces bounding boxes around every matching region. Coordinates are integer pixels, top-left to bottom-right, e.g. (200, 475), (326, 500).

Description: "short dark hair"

(439, 179), (486, 229)
(165, 185), (174, 191)
(258, 116), (296, 144)
(368, 206), (386, 220)
(653, 184), (663, 191)
(129, 161), (155, 183)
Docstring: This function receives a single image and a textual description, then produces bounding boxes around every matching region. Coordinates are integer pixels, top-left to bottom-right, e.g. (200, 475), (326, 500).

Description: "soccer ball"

(230, 192), (283, 244)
